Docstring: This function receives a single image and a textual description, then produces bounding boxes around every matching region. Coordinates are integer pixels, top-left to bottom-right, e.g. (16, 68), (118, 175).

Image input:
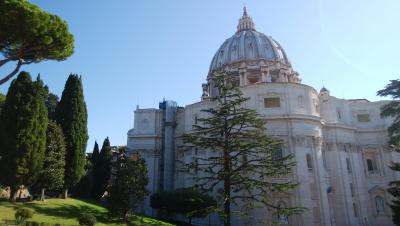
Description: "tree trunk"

(123, 210), (128, 222)
(41, 188), (45, 201)
(189, 217), (192, 225)
(223, 165), (231, 226)
(63, 188), (68, 199)
(9, 186), (17, 202)
(223, 104), (231, 226)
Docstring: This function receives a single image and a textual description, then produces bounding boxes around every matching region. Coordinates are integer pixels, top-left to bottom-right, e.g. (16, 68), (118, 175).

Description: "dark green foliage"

(15, 208), (34, 223)
(46, 93), (59, 120)
(0, 72), (48, 201)
(150, 188), (216, 223)
(78, 214), (96, 226)
(91, 141), (100, 165)
(55, 74), (88, 194)
(70, 160), (93, 199)
(378, 79), (400, 225)
(0, 0), (74, 85)
(107, 152), (149, 221)
(181, 72), (303, 226)
(378, 79), (400, 149)
(92, 138), (112, 199)
(36, 120), (66, 200)
(0, 92), (5, 112)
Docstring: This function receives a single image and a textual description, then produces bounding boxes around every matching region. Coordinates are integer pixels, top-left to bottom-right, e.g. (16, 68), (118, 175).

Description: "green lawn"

(0, 198), (174, 226)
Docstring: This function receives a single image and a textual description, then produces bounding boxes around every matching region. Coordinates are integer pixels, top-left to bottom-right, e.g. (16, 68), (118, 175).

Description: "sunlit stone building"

(127, 8), (398, 226)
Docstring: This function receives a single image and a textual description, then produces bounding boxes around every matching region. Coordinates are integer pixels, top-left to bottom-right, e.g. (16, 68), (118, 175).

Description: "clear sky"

(1, 0), (399, 151)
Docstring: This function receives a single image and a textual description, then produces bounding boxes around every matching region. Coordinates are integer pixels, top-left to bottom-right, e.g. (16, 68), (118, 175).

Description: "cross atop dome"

(237, 6), (256, 32)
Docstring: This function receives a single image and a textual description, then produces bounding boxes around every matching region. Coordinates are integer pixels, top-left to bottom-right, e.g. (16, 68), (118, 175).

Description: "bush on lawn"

(15, 208), (34, 224)
(78, 213), (96, 226)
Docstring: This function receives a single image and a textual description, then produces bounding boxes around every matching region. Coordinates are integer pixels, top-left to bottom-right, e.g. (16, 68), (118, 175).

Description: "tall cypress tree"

(92, 137), (112, 199)
(0, 71), (48, 201)
(55, 74), (88, 199)
(37, 120), (66, 201)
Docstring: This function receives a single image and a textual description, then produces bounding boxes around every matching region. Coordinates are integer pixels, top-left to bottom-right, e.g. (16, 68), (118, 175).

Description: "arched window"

(277, 202), (289, 225)
(306, 153), (313, 170)
(375, 196), (385, 215)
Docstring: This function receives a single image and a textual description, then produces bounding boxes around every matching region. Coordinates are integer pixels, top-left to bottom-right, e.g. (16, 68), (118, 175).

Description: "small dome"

(209, 8), (291, 72)
(320, 87), (329, 93)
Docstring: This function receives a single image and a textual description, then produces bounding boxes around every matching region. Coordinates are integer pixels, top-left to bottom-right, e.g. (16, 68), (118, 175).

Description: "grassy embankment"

(0, 198), (174, 226)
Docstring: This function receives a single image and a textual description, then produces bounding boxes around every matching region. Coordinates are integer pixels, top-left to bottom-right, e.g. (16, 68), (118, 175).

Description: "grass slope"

(0, 198), (174, 226)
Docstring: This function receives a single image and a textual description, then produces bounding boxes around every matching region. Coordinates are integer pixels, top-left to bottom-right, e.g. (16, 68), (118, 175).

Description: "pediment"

(369, 185), (385, 194)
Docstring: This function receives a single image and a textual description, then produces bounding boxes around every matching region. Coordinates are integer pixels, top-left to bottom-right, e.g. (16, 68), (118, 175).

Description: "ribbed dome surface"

(209, 8), (291, 72)
(209, 30), (290, 72)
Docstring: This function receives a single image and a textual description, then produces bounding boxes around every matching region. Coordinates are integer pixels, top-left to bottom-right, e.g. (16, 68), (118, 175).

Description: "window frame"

(264, 97), (281, 108)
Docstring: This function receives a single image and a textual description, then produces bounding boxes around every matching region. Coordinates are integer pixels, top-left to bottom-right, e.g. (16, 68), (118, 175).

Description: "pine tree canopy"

(181, 72), (303, 226)
(55, 74), (88, 190)
(0, 0), (74, 85)
(0, 71), (48, 192)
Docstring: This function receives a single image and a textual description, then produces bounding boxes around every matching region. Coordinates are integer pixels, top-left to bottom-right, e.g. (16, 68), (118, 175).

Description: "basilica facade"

(127, 8), (398, 226)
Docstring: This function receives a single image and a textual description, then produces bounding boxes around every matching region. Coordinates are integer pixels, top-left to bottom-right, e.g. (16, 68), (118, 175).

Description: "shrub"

(150, 188), (216, 223)
(15, 208), (34, 223)
(78, 214), (96, 226)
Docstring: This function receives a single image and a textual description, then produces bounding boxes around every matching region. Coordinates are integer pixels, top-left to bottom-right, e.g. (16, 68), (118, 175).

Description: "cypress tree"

(92, 137), (112, 199)
(55, 74), (88, 199)
(91, 141), (100, 165)
(37, 120), (66, 201)
(0, 71), (48, 201)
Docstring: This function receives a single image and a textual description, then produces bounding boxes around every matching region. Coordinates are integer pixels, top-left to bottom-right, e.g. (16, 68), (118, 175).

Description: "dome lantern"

(237, 6), (256, 32)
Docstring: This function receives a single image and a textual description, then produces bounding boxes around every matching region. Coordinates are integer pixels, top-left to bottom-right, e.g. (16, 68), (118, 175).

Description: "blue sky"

(1, 0), (399, 151)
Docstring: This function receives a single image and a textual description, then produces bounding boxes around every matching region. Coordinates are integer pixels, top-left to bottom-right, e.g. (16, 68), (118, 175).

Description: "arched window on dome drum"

(375, 196), (385, 215)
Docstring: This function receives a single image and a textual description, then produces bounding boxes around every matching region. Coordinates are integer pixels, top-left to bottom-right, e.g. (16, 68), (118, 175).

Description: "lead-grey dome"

(209, 8), (290, 72)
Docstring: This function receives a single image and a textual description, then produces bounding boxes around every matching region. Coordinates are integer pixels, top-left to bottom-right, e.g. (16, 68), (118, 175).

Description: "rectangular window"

(306, 154), (313, 170)
(353, 203), (358, 217)
(357, 114), (370, 122)
(264, 97), (280, 108)
(350, 183), (355, 197)
(346, 158), (352, 173)
(272, 147), (283, 160)
(366, 158), (378, 174)
(322, 150), (328, 169)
